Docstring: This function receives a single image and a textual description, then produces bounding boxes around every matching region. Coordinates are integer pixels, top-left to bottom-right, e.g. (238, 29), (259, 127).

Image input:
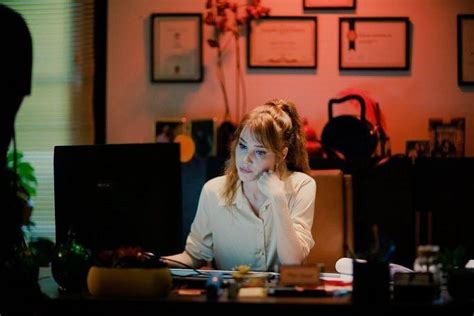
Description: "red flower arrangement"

(204, 0), (270, 121)
(96, 247), (166, 268)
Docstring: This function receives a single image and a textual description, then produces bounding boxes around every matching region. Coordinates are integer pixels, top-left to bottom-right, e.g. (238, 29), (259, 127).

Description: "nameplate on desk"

(279, 265), (320, 286)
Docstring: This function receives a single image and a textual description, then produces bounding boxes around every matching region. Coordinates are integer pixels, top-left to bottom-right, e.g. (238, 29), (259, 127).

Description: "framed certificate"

(247, 17), (317, 69)
(150, 13), (203, 82)
(304, 0), (355, 10)
(339, 17), (410, 70)
(457, 15), (474, 86)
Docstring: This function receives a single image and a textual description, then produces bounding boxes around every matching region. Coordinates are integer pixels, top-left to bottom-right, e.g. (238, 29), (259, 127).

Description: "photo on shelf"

(155, 117), (189, 143)
(428, 118), (465, 158)
(190, 119), (217, 158)
(405, 140), (430, 160)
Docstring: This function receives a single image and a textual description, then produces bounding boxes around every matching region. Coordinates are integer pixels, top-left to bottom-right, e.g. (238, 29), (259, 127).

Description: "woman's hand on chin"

(257, 170), (285, 198)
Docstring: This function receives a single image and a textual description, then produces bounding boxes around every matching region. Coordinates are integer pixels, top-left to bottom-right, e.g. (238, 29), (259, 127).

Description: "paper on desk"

(335, 257), (413, 278)
(170, 268), (278, 280)
(320, 273), (353, 293)
(320, 272), (353, 283)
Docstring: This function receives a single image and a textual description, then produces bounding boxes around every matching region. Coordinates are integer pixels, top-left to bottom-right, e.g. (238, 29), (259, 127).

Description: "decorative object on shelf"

(321, 88), (390, 160)
(302, 118), (322, 157)
(155, 117), (189, 143)
(428, 118), (465, 158)
(217, 120), (237, 160)
(204, 0), (270, 127)
(51, 230), (92, 292)
(155, 117), (195, 162)
(321, 94), (378, 160)
(87, 247), (171, 297)
(150, 14), (203, 82)
(405, 140), (430, 162)
(191, 118), (217, 158)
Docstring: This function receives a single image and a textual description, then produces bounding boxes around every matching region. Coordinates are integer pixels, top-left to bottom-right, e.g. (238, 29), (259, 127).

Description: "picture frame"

(247, 16), (317, 69)
(457, 15), (474, 86)
(190, 119), (217, 158)
(428, 118), (465, 158)
(155, 117), (189, 143)
(150, 13), (203, 82)
(405, 140), (431, 160)
(304, 0), (355, 10)
(339, 17), (410, 70)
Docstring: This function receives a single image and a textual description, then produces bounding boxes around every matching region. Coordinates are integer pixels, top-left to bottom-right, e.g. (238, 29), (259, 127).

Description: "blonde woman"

(164, 99), (316, 271)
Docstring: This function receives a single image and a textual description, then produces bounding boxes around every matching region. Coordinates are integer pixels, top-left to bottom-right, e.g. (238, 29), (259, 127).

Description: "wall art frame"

(247, 16), (317, 69)
(457, 14), (474, 86)
(150, 13), (203, 82)
(339, 17), (410, 70)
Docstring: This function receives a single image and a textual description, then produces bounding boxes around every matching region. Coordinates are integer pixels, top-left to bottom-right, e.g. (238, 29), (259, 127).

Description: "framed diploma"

(339, 17), (410, 70)
(247, 17), (317, 69)
(457, 15), (474, 86)
(304, 0), (355, 10)
(151, 13), (203, 82)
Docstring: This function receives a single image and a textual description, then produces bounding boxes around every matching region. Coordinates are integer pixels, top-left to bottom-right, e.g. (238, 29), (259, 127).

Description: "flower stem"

(216, 32), (230, 120)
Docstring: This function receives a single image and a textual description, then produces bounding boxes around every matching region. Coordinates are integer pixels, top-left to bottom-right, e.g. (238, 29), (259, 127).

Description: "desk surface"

(38, 276), (474, 316)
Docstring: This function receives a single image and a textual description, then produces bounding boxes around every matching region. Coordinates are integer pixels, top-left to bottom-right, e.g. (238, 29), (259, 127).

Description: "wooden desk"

(38, 277), (473, 316)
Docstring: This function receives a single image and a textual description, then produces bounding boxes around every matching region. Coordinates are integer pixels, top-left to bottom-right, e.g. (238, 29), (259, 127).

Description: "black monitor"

(54, 143), (183, 256)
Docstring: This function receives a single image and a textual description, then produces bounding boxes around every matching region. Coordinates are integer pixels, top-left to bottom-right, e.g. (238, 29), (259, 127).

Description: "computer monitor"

(54, 143), (183, 256)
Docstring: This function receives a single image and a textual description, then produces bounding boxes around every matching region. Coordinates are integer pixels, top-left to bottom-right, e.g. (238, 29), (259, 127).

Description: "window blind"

(2, 0), (95, 242)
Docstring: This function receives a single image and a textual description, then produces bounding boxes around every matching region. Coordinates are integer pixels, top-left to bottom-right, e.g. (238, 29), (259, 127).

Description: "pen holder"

(352, 260), (390, 305)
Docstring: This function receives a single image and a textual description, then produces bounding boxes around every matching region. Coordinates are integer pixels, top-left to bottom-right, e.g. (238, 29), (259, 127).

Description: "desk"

(38, 276), (473, 316)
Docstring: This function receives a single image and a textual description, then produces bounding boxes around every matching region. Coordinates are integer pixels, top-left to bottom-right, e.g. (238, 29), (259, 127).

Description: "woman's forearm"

(162, 251), (202, 268)
(271, 194), (305, 265)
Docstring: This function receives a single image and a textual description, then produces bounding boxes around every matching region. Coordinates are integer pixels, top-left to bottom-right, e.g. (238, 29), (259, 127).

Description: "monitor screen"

(54, 143), (183, 256)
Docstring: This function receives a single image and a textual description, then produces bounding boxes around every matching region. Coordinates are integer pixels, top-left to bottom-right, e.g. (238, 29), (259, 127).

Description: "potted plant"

(87, 247), (172, 297)
(4, 150), (55, 292)
(6, 150), (37, 226)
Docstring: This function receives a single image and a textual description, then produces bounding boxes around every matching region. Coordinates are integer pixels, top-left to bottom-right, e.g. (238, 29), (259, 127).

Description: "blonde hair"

(222, 99), (310, 204)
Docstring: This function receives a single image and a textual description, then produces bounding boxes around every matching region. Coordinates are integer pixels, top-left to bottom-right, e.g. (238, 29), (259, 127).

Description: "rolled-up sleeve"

(185, 184), (214, 262)
(290, 177), (316, 259)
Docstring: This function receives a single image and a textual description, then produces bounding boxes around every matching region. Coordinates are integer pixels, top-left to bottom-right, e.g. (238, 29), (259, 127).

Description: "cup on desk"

(352, 260), (390, 305)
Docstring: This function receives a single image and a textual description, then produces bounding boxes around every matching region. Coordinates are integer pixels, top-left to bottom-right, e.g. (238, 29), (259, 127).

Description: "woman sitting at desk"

(163, 99), (316, 271)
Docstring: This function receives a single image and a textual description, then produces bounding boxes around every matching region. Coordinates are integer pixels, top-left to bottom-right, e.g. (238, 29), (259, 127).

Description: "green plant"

(6, 150), (38, 198)
(6, 150), (38, 226)
(437, 245), (468, 271)
(7, 150), (54, 265)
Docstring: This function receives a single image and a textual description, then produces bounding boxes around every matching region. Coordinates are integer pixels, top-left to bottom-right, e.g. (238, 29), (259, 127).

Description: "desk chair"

(305, 169), (353, 272)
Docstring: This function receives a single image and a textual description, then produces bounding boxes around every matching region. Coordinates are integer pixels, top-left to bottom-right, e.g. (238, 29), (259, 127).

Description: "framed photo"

(155, 117), (189, 143)
(247, 17), (317, 69)
(191, 119), (217, 158)
(304, 0), (355, 10)
(429, 118), (465, 158)
(457, 15), (474, 85)
(150, 13), (203, 82)
(339, 17), (410, 70)
(405, 140), (430, 160)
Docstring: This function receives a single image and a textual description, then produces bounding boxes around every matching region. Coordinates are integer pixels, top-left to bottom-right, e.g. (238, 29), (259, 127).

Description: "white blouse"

(184, 171), (316, 271)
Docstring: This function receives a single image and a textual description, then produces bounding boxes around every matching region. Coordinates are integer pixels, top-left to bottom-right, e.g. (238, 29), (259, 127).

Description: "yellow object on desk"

(87, 266), (172, 297)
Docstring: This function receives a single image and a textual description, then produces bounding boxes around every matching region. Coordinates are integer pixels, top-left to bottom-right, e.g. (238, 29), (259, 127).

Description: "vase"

(51, 238), (91, 292)
(87, 266), (172, 297)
